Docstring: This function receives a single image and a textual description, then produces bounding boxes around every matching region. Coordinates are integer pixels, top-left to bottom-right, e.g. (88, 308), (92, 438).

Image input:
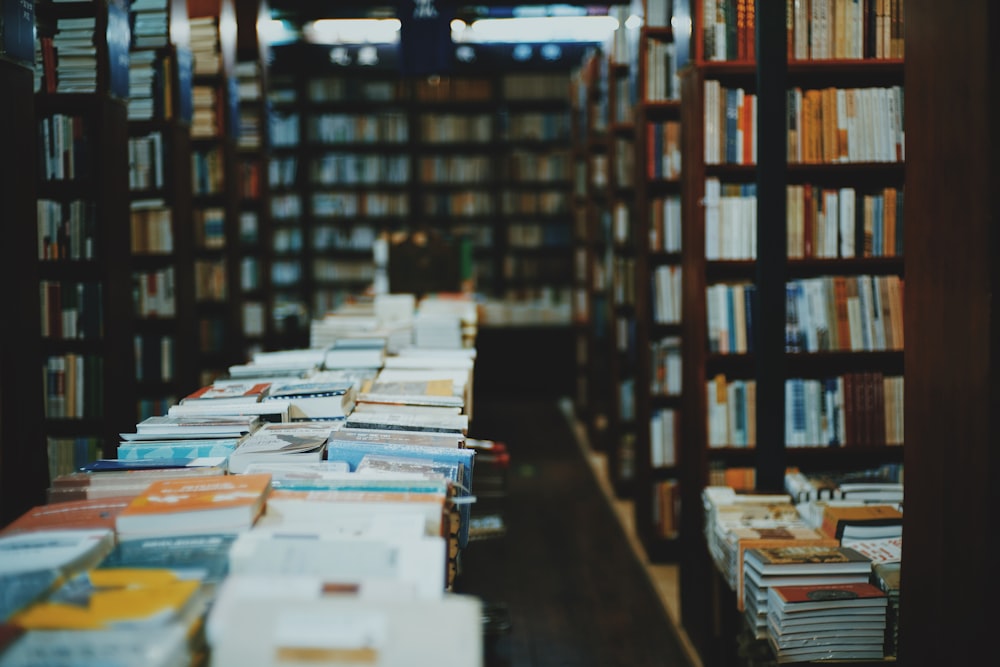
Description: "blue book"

(725, 88), (739, 164)
(98, 533), (238, 583)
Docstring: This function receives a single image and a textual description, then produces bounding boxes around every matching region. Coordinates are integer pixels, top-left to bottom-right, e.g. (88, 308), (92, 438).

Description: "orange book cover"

(1, 498), (133, 536)
(116, 474), (271, 538)
(820, 504), (903, 541)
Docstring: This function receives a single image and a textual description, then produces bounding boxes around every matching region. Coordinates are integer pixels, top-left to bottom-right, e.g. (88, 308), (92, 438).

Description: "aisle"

(457, 396), (694, 667)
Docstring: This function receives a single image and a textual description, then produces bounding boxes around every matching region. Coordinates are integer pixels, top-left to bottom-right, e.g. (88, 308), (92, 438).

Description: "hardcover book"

(263, 379), (357, 420)
(115, 473), (272, 540)
(227, 422), (337, 474)
(180, 381), (271, 405)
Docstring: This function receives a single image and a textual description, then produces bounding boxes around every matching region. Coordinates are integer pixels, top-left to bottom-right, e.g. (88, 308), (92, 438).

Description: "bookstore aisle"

(457, 395), (694, 667)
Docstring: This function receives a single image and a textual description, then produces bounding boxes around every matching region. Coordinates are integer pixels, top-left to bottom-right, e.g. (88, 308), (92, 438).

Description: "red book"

(770, 581), (887, 613)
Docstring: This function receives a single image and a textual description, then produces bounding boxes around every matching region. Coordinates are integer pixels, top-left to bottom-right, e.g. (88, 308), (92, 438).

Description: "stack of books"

(742, 544), (874, 639)
(116, 413), (258, 462)
(766, 582), (888, 663)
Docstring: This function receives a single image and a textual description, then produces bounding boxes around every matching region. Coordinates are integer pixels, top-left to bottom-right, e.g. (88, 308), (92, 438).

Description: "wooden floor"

(456, 396), (698, 667)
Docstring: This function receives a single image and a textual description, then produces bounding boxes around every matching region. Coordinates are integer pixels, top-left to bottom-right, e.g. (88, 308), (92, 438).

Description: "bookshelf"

(306, 45), (407, 313)
(234, 0), (273, 355)
(187, 0), (245, 383)
(127, 0), (199, 422)
(632, 0), (686, 563)
(34, 0), (137, 475)
(606, 20), (640, 498)
(1, 6), (48, 523)
(677, 1), (906, 665)
(262, 45), (308, 345)
(569, 47), (614, 456)
(497, 72), (574, 306)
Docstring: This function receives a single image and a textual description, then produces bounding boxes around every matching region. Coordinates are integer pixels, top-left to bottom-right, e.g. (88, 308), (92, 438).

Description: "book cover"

(227, 423), (335, 474)
(207, 592), (482, 667)
(264, 379), (357, 420)
(10, 567), (208, 631)
(0, 529), (116, 622)
(180, 381), (271, 405)
(99, 533), (239, 583)
(131, 414), (259, 437)
(744, 545), (873, 576)
(769, 581), (888, 613)
(115, 474), (272, 540)
(820, 503), (903, 540)
(1, 498), (131, 535)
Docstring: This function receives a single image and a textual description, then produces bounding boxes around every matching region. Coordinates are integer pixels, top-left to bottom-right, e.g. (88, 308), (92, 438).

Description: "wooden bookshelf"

(497, 72), (574, 304)
(187, 0), (245, 383)
(262, 46), (308, 346)
(606, 30), (639, 499)
(632, 0), (685, 564)
(127, 0), (199, 421)
(34, 0), (138, 474)
(234, 0), (274, 355)
(569, 47), (614, 457)
(1, 10), (48, 523)
(678, 1), (906, 665)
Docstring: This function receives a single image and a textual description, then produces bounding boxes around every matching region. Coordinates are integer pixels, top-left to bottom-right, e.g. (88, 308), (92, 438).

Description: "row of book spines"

(133, 268), (177, 317)
(38, 198), (97, 261)
(130, 204), (174, 254)
(133, 332), (175, 385)
(38, 114), (90, 181)
(651, 336), (682, 397)
(652, 478), (681, 538)
(650, 408), (679, 469)
(40, 280), (103, 340)
(194, 260), (227, 301)
(706, 274), (903, 354)
(702, 0), (902, 62)
(127, 132), (165, 191)
(46, 435), (103, 481)
(705, 180), (903, 260)
(646, 121), (682, 180)
(43, 353), (104, 419)
(704, 83), (904, 165)
(787, 373), (903, 448)
(706, 371), (902, 448)
(649, 195), (683, 253)
(651, 264), (682, 325)
(644, 39), (680, 102)
(192, 147), (225, 195)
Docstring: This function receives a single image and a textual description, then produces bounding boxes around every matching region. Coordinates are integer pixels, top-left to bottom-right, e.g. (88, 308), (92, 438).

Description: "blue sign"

(106, 0), (130, 98)
(1, 0), (34, 66)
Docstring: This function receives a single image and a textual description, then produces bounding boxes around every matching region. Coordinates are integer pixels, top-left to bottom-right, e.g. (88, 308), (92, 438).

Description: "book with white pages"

(207, 590), (482, 667)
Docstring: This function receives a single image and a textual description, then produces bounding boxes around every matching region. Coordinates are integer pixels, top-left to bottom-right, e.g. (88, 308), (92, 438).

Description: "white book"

(227, 528), (447, 598)
(207, 593), (482, 667)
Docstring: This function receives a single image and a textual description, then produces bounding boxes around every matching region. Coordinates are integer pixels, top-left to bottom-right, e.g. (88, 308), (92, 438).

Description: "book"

(166, 399), (292, 423)
(0, 624), (191, 667)
(1, 498), (131, 535)
(114, 473), (272, 540)
(261, 485), (453, 548)
(743, 545), (873, 577)
(226, 528), (447, 598)
(206, 592), (482, 667)
(357, 378), (465, 410)
(77, 457), (228, 472)
(114, 439), (244, 462)
(0, 529), (115, 622)
(820, 503), (903, 541)
(344, 410), (468, 435)
(10, 567), (210, 632)
(263, 379), (358, 420)
(227, 422), (337, 474)
(129, 414), (260, 438)
(768, 581), (888, 615)
(97, 533), (238, 586)
(180, 381), (271, 405)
